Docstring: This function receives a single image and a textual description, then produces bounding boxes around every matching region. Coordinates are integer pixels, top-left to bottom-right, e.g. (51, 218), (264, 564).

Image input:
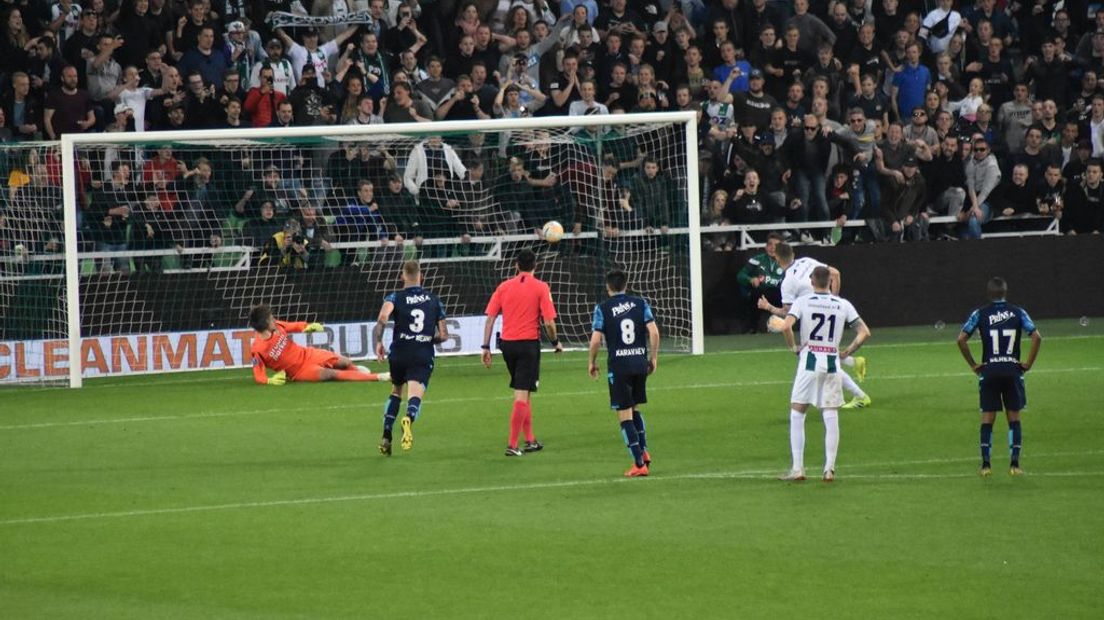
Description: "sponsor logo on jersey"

(269, 334), (288, 360)
(406, 294), (432, 305)
(611, 301), (636, 316)
(988, 310), (1015, 324)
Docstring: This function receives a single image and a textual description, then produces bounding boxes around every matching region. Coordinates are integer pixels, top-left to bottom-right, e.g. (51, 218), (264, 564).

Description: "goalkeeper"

(249, 304), (388, 385)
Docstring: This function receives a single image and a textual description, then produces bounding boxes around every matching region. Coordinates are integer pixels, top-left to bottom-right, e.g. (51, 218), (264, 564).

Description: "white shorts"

(790, 368), (844, 409)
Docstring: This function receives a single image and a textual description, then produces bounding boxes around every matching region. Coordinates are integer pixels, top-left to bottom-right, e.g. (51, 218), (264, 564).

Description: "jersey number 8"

(620, 318), (636, 345)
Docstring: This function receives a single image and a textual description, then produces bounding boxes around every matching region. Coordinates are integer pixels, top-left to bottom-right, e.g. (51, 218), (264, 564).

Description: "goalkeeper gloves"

(304, 322), (324, 333)
(268, 370), (287, 386)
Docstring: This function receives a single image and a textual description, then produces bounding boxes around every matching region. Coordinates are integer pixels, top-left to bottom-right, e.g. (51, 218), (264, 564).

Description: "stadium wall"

(704, 236), (1104, 332)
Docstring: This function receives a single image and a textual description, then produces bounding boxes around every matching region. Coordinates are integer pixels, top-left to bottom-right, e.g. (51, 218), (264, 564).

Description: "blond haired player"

(779, 266), (871, 482)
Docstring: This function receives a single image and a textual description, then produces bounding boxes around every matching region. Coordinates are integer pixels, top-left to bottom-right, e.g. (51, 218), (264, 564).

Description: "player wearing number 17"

(588, 270), (660, 477)
(374, 261), (449, 456)
(956, 277), (1042, 477)
(779, 267), (871, 482)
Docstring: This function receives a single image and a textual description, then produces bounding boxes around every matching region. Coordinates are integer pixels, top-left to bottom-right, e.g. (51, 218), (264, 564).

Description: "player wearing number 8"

(374, 261), (449, 456)
(588, 270), (660, 477)
(956, 277), (1042, 477)
(778, 266), (871, 482)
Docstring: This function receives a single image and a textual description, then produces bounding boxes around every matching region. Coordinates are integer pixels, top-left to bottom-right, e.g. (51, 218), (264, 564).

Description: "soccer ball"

(766, 315), (786, 333)
(542, 220), (565, 243)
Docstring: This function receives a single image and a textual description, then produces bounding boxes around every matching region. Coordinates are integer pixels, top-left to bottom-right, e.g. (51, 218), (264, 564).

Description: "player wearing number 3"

(779, 266), (871, 482)
(588, 270), (660, 477)
(374, 261), (449, 456)
(249, 304), (387, 385)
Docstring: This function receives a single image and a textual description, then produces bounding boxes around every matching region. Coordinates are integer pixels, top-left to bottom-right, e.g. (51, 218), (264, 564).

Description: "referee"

(482, 249), (563, 456)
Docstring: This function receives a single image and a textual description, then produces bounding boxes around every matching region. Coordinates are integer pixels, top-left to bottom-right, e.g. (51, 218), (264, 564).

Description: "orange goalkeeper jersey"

(251, 320), (310, 383)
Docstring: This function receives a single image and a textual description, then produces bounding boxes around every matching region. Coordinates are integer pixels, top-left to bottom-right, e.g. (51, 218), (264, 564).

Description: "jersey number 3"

(409, 309), (425, 334)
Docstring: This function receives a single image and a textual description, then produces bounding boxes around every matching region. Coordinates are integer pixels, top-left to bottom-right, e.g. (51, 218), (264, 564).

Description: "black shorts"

(500, 339), (541, 392)
(389, 354), (434, 388)
(608, 370), (647, 411)
(978, 374), (1026, 412)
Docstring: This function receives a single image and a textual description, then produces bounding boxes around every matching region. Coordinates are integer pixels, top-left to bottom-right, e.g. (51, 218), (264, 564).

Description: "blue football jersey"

(592, 294), (655, 374)
(385, 286), (446, 358)
(961, 301), (1036, 377)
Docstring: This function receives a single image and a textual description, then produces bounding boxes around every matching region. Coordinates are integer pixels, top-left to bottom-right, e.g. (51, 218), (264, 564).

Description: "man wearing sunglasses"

(825, 107), (879, 221)
(963, 136), (1001, 239)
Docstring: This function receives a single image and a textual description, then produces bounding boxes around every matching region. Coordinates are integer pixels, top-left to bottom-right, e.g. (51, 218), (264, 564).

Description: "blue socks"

(1009, 421), (1022, 467)
(620, 420), (644, 467)
(407, 397), (422, 422)
(632, 410), (647, 451)
(383, 394), (401, 440)
(980, 422), (993, 467)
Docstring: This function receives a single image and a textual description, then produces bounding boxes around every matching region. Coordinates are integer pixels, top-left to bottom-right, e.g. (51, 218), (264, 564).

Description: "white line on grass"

(2, 452), (1101, 527)
(2, 366), (1099, 431)
(56, 334), (1104, 391)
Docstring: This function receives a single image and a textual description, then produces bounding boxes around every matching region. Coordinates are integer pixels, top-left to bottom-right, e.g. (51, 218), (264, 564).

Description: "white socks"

(790, 409), (806, 472)
(823, 409), (839, 473)
(841, 356), (856, 368)
(841, 371), (866, 398)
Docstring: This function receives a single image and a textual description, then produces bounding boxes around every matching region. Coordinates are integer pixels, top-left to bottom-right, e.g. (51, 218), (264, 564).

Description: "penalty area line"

(1, 366), (1099, 431)
(3, 456), (1103, 527)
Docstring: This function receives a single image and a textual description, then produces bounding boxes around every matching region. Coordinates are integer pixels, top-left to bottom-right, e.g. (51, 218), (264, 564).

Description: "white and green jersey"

(788, 293), (860, 373)
(780, 257), (826, 306)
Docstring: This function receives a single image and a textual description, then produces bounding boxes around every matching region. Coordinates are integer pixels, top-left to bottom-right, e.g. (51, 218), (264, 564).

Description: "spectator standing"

(244, 65), (287, 127)
(179, 26), (230, 89)
(44, 64), (94, 138)
(891, 42), (931, 125)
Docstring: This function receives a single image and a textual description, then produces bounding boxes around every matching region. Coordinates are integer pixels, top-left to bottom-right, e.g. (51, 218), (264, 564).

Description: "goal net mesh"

(3, 119), (694, 384)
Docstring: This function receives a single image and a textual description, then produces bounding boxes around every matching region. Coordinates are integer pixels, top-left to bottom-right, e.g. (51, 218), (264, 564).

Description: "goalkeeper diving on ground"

(249, 304), (389, 385)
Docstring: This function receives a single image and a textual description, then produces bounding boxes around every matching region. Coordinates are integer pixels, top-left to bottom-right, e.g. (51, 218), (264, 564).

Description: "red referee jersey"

(485, 272), (557, 341)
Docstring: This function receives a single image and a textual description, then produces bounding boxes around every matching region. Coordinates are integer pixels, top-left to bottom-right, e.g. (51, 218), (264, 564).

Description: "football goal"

(0, 112), (702, 387)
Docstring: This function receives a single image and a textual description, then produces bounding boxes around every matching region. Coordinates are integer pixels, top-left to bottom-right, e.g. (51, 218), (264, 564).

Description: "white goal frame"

(59, 111), (704, 388)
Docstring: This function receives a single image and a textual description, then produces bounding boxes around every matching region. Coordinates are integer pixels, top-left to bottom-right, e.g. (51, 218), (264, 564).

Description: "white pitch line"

(1, 451), (1102, 527)
(4, 361), (1099, 430)
(2, 366), (1100, 431)
(47, 333), (1104, 391)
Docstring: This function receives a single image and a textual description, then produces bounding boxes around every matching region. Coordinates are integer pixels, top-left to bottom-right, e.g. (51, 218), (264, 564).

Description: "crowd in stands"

(1, 0), (1103, 272)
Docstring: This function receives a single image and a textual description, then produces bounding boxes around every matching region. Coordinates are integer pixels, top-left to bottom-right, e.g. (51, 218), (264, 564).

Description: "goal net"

(4, 113), (701, 387)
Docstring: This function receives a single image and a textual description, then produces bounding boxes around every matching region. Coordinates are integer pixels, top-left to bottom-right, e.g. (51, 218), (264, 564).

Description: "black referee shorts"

(500, 339), (541, 392)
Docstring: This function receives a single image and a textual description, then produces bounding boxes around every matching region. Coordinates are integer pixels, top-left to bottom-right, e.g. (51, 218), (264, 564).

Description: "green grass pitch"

(2, 320), (1102, 618)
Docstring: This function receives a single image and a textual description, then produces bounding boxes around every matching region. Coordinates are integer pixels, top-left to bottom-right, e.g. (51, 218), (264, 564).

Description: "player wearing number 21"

(956, 277), (1042, 477)
(779, 266), (871, 483)
(588, 270), (660, 478)
(374, 261), (449, 456)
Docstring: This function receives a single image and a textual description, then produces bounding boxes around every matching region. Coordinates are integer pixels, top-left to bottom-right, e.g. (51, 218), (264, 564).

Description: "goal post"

(39, 112), (703, 388)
